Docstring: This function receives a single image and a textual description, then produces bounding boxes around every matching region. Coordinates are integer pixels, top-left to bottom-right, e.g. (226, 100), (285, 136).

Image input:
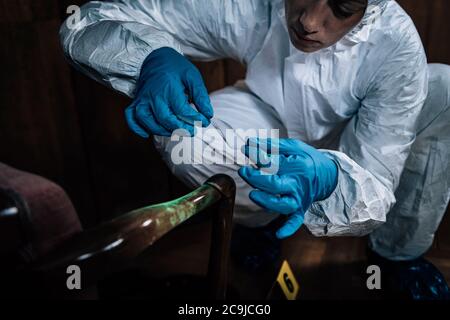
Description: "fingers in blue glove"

(244, 143), (299, 176)
(175, 103), (211, 127)
(184, 69), (214, 119)
(150, 96), (196, 136)
(276, 212), (305, 239)
(125, 102), (169, 138)
(249, 190), (299, 215)
(243, 144), (274, 168)
(238, 166), (293, 194)
(168, 81), (211, 127)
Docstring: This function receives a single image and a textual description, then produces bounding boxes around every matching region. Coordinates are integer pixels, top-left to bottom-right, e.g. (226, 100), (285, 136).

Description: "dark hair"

(328, 0), (368, 19)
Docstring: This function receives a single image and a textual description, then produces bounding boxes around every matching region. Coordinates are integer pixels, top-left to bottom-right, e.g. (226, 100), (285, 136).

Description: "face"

(285, 0), (366, 52)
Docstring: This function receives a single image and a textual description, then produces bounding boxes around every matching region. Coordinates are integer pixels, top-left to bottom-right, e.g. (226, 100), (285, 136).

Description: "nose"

(299, 4), (324, 34)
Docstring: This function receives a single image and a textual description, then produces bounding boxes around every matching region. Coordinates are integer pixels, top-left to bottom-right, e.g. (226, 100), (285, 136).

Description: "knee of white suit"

(369, 63), (450, 261)
(413, 64), (450, 134)
(429, 63), (450, 90)
(427, 64), (450, 110)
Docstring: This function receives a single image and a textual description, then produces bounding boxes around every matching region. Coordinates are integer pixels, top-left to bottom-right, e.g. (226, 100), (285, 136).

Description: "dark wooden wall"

(0, 0), (449, 251)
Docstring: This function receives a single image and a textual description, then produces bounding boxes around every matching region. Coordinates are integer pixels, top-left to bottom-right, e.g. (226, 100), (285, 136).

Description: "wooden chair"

(0, 168), (235, 299)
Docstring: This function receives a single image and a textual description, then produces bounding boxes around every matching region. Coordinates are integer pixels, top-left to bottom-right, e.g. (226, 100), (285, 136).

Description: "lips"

(291, 27), (320, 44)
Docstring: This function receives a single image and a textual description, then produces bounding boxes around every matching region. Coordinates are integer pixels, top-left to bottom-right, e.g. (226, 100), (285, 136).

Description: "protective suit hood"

(345, 0), (390, 43)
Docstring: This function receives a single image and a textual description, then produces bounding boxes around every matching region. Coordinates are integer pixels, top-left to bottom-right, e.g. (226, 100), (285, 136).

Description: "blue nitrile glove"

(238, 138), (338, 239)
(125, 47), (214, 138)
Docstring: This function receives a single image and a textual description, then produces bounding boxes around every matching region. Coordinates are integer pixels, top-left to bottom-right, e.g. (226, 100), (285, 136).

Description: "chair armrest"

(32, 174), (236, 295)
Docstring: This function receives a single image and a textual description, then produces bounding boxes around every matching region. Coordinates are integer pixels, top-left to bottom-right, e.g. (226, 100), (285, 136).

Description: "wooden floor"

(131, 217), (450, 300)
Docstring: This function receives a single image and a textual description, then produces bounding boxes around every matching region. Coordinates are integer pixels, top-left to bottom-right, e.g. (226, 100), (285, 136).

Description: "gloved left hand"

(125, 47), (214, 138)
(239, 138), (338, 239)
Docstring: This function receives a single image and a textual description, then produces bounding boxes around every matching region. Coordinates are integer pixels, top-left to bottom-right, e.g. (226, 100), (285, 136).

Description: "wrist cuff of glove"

(315, 153), (339, 201)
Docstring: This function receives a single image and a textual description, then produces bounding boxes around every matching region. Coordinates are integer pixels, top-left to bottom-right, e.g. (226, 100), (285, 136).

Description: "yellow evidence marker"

(276, 260), (300, 300)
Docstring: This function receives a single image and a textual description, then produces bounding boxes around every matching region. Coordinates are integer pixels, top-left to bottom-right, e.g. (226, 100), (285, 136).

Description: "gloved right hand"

(239, 138), (338, 239)
(125, 47), (214, 138)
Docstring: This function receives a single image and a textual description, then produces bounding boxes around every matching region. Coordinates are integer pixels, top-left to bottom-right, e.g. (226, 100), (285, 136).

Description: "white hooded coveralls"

(60, 0), (450, 260)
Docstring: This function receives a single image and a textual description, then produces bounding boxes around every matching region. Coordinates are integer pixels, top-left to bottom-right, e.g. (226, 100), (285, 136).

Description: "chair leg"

(206, 175), (236, 300)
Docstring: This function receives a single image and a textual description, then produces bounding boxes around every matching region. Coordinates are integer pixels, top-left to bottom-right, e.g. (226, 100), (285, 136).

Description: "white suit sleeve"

(60, 0), (270, 97)
(304, 30), (429, 237)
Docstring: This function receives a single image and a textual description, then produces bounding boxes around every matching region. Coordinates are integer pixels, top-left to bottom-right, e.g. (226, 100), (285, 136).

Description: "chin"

(288, 34), (324, 53)
(292, 42), (322, 53)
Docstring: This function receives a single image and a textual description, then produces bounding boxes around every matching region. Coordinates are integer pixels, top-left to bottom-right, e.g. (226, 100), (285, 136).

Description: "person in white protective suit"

(60, 0), (450, 299)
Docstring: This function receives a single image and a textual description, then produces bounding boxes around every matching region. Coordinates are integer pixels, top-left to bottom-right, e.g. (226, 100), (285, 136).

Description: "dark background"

(0, 0), (449, 254)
